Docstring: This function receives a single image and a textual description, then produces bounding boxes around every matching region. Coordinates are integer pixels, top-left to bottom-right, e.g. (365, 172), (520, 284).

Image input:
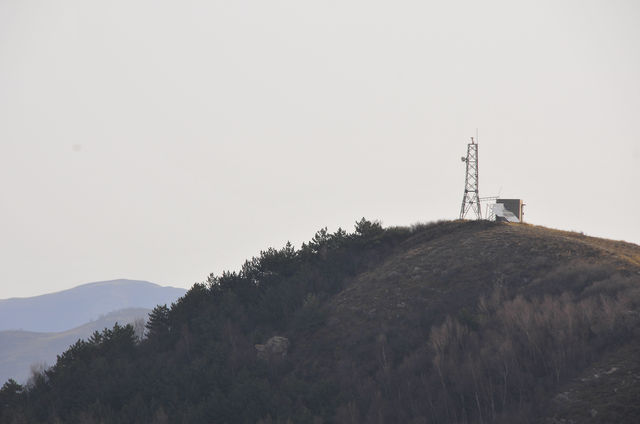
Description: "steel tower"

(459, 137), (481, 220)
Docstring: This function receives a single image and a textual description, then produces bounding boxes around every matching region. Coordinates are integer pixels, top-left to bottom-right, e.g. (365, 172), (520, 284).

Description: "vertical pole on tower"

(459, 137), (482, 220)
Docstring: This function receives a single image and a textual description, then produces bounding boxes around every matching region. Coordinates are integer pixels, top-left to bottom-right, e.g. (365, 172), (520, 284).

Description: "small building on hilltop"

(492, 199), (524, 222)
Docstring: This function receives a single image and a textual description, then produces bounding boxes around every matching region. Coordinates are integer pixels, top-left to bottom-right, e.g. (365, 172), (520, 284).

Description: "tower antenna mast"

(459, 136), (482, 220)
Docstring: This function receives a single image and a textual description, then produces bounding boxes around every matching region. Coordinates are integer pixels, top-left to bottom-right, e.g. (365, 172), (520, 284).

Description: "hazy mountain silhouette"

(0, 279), (186, 332)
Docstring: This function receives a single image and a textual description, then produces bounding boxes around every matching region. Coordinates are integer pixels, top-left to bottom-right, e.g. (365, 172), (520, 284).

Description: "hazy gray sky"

(1, 0), (639, 299)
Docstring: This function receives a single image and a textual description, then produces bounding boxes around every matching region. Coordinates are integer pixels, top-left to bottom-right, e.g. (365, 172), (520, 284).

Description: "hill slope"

(292, 222), (640, 423)
(0, 279), (187, 332)
(1, 220), (639, 423)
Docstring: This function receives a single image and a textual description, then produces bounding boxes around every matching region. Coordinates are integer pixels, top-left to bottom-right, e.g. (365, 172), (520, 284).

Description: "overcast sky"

(1, 0), (638, 299)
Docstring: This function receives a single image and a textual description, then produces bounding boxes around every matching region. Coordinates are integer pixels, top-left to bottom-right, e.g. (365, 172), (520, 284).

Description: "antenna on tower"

(459, 135), (481, 220)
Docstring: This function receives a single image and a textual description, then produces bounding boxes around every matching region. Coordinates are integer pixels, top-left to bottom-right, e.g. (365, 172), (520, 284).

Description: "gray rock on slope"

(255, 336), (290, 360)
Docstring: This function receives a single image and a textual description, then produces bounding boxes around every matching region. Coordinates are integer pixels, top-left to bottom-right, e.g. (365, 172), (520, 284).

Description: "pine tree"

(145, 304), (170, 338)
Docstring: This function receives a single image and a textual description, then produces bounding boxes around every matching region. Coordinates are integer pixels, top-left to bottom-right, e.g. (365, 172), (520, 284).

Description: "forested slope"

(1, 219), (639, 423)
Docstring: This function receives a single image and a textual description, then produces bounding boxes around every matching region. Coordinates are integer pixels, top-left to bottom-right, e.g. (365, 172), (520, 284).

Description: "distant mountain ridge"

(0, 279), (187, 332)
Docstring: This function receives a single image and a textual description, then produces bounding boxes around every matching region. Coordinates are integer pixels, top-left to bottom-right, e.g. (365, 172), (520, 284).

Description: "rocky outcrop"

(255, 336), (289, 360)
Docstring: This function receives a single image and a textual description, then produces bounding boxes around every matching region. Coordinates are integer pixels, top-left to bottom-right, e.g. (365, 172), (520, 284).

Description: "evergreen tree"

(145, 304), (170, 338)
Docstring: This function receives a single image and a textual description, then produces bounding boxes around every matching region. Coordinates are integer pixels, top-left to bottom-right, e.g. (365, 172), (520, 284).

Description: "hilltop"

(1, 220), (639, 423)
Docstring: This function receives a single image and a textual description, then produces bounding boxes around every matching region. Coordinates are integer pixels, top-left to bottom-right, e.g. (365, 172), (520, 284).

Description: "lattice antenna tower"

(459, 136), (482, 220)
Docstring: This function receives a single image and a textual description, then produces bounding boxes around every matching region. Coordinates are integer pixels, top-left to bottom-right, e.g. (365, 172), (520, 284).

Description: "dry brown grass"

(287, 220), (640, 423)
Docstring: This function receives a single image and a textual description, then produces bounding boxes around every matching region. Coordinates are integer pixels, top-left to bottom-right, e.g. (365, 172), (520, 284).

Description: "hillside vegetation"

(1, 219), (639, 423)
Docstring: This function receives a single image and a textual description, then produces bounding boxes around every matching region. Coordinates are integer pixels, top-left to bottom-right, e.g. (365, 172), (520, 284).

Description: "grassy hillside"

(290, 222), (640, 423)
(1, 220), (638, 423)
